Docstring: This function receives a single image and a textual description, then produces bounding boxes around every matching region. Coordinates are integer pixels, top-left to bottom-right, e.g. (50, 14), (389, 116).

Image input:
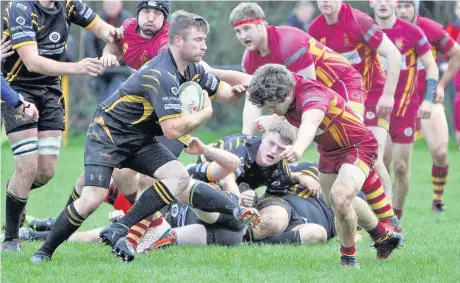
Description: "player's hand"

(100, 54), (120, 69)
(75, 57), (104, 77)
(20, 102), (39, 121)
(280, 145), (304, 163)
(254, 115), (285, 132)
(106, 25), (124, 43)
(240, 190), (256, 208)
(229, 83), (248, 102)
(1, 36), (14, 60)
(109, 210), (125, 222)
(184, 137), (207, 155)
(418, 100), (433, 119)
(296, 174), (321, 197)
(435, 85), (445, 104)
(376, 94), (394, 118)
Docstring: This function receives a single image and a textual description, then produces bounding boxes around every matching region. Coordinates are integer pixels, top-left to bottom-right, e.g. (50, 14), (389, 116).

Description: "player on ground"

(309, 0), (401, 203)
(30, 10), (251, 264)
(396, 0), (460, 213)
(228, 2), (365, 132)
(248, 64), (403, 268)
(1, 0), (123, 252)
(371, 0), (439, 220)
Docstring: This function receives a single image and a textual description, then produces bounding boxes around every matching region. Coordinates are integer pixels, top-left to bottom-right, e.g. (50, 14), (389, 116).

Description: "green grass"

(1, 137), (460, 282)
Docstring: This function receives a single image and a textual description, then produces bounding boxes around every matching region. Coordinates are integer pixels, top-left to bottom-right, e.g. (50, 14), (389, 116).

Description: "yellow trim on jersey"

(3, 29), (10, 37)
(149, 69), (162, 76)
(103, 95), (154, 125)
(206, 164), (215, 182)
(3, 16), (8, 25)
(142, 75), (160, 85)
(6, 59), (23, 83)
(177, 134), (191, 146)
(158, 113), (182, 123)
(141, 84), (158, 94)
(12, 41), (37, 50)
(5, 57), (22, 81)
(93, 116), (114, 144)
(348, 101), (365, 116)
(85, 15), (99, 30)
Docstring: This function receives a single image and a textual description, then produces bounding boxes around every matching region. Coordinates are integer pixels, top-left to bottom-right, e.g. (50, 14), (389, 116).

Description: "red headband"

(233, 18), (264, 28)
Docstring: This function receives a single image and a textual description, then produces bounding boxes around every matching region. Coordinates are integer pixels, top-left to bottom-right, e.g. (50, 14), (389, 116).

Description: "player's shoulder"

(121, 17), (138, 31)
(417, 16), (443, 34)
(398, 18), (426, 39)
(273, 25), (303, 35)
(308, 15), (324, 31)
(9, 1), (36, 15)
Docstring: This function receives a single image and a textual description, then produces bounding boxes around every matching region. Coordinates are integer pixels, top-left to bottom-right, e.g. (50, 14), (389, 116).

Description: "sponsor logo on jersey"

(49, 32), (61, 43)
(15, 16), (25, 26)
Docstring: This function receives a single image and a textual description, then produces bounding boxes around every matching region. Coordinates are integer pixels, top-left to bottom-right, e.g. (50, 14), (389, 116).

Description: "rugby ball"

(177, 81), (204, 114)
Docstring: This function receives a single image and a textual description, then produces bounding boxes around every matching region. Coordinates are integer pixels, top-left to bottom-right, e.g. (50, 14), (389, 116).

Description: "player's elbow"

(162, 127), (183, 140)
(227, 154), (241, 172)
(22, 58), (40, 74)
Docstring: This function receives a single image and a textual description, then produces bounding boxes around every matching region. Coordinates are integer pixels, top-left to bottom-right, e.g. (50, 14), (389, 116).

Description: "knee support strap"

(38, 136), (62, 155)
(10, 137), (38, 156)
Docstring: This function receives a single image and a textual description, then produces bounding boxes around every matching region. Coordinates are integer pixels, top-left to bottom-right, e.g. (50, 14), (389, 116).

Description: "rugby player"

(248, 64), (403, 268)
(30, 10), (252, 264)
(1, 0), (123, 252)
(396, 0), (460, 213)
(370, 0), (439, 220)
(309, 0), (401, 204)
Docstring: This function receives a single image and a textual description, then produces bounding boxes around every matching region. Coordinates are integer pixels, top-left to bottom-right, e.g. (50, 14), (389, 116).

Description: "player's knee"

(393, 158), (409, 177)
(297, 224), (328, 244)
(432, 145), (448, 164)
(170, 166), (190, 195)
(78, 187), (107, 214)
(35, 165), (57, 185)
(329, 189), (352, 216)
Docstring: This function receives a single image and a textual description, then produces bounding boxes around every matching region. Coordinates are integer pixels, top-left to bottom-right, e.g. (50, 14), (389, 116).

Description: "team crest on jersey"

(141, 51), (149, 64)
(395, 39), (403, 50)
(122, 42), (128, 54)
(343, 33), (351, 46)
(49, 32), (61, 43)
(15, 16), (25, 26)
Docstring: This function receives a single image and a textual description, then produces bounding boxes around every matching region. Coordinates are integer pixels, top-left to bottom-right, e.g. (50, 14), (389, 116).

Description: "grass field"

(1, 135), (460, 282)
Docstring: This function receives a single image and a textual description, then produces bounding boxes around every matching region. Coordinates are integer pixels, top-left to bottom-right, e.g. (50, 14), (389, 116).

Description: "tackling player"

(248, 64), (403, 268)
(309, 0), (401, 204)
(396, 0), (460, 213)
(228, 2), (365, 132)
(1, 0), (123, 252)
(30, 10), (250, 264)
(371, 0), (439, 220)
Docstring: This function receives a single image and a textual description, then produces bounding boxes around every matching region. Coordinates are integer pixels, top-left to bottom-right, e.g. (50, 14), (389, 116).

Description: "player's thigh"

(36, 130), (62, 176)
(292, 223), (328, 244)
(256, 197), (291, 237)
(331, 164), (367, 205)
(318, 172), (337, 207)
(421, 104), (449, 150)
(6, 128), (39, 171)
(112, 168), (140, 196)
(206, 225), (245, 246)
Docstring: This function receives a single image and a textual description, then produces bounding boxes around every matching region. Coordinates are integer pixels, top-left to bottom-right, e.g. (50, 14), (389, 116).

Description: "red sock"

(361, 170), (395, 220)
(394, 209), (403, 220)
(104, 182), (133, 213)
(340, 245), (356, 257)
(367, 221), (389, 242)
(432, 164), (448, 205)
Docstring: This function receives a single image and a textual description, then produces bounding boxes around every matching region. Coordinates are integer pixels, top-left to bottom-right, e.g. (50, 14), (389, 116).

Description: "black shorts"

(1, 84), (65, 134)
(258, 194), (336, 240)
(205, 224), (245, 246)
(84, 111), (176, 189)
(156, 135), (185, 158)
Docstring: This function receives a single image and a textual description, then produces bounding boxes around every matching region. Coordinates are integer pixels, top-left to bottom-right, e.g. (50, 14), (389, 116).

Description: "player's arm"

(376, 35), (401, 99)
(418, 50), (439, 119)
(102, 42), (123, 59)
(242, 96), (264, 135)
(438, 43), (460, 99)
(281, 109), (325, 163)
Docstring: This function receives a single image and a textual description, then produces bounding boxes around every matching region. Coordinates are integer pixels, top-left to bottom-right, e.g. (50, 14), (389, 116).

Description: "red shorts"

(331, 72), (365, 117)
(363, 98), (390, 130)
(318, 132), (378, 177)
(389, 101), (418, 144)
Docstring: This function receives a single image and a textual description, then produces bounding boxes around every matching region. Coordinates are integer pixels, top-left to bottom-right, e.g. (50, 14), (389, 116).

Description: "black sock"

(257, 230), (301, 245)
(30, 181), (45, 191)
(116, 181), (174, 229)
(189, 181), (239, 215)
(4, 191), (27, 241)
(29, 230), (50, 241)
(38, 203), (85, 256)
(66, 186), (80, 206)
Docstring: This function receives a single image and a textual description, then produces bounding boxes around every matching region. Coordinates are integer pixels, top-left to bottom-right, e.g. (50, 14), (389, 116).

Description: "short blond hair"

(265, 121), (297, 145)
(228, 2), (265, 26)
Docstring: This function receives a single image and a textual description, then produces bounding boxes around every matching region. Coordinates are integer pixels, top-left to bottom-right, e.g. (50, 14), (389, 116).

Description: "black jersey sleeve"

(289, 162), (319, 181)
(7, 2), (37, 50)
(187, 63), (221, 99)
(266, 159), (293, 196)
(68, 0), (98, 29)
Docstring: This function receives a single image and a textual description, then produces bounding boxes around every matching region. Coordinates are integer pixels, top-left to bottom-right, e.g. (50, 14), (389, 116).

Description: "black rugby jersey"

(288, 162), (319, 198)
(194, 134), (292, 196)
(2, 0), (98, 85)
(98, 48), (220, 138)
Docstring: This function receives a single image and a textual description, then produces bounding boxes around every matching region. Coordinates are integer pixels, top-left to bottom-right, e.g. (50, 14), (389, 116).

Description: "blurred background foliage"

(55, 1), (457, 136)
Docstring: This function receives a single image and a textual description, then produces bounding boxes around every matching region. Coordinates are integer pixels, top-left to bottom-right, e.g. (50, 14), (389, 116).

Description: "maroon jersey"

(117, 18), (169, 70)
(415, 16), (455, 96)
(380, 18), (432, 117)
(309, 3), (386, 98)
(284, 73), (370, 153)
